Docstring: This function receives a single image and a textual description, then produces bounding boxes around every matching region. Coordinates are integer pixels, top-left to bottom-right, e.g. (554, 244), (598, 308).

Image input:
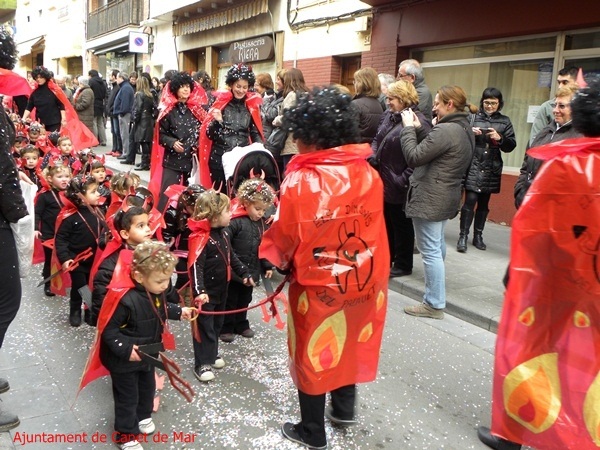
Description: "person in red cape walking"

(259, 87), (390, 450)
(198, 63), (264, 193)
(478, 80), (600, 450)
(148, 71), (207, 212)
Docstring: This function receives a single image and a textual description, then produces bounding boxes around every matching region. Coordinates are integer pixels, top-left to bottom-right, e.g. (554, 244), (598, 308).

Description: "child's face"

(28, 131), (40, 141)
(23, 153), (39, 169)
(58, 140), (73, 155)
(119, 214), (152, 246)
(14, 140), (27, 150)
(137, 269), (173, 295)
(83, 184), (101, 206)
(212, 207), (232, 228)
(244, 200), (269, 221)
(48, 170), (71, 190)
(91, 167), (106, 183)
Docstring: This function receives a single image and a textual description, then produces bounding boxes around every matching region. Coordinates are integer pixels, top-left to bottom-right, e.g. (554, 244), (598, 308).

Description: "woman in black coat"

(132, 76), (155, 170)
(352, 67), (384, 144)
(370, 80), (432, 278)
(457, 88), (516, 253)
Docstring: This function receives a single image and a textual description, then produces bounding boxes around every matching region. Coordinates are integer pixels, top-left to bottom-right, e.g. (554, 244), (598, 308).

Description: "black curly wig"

(31, 66), (53, 81)
(65, 175), (98, 206)
(571, 78), (600, 137)
(282, 86), (360, 150)
(169, 71), (194, 97)
(225, 63), (255, 87)
(0, 26), (17, 70)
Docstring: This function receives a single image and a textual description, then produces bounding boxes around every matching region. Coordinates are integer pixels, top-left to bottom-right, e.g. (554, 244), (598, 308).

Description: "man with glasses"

(515, 84), (581, 209)
(397, 59), (433, 121)
(529, 66), (579, 145)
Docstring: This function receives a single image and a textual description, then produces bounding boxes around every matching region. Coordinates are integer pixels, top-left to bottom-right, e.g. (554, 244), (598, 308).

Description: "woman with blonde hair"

(370, 80), (432, 278)
(400, 85), (477, 319)
(272, 68), (309, 170)
(352, 67), (383, 143)
(131, 76), (155, 170)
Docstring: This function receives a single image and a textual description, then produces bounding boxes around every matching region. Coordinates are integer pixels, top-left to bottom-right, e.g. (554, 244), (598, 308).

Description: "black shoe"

(120, 160), (135, 165)
(473, 234), (487, 251)
(116, 155), (127, 160)
(281, 422), (326, 450)
(69, 309), (82, 327)
(389, 267), (412, 278)
(83, 309), (92, 326)
(477, 426), (521, 450)
(457, 235), (468, 253)
(134, 165), (150, 171)
(0, 378), (9, 394)
(325, 406), (357, 426)
(44, 286), (56, 297)
(0, 408), (20, 432)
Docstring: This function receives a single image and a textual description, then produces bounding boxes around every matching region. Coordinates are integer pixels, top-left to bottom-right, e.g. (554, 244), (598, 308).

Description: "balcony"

(87, 0), (143, 40)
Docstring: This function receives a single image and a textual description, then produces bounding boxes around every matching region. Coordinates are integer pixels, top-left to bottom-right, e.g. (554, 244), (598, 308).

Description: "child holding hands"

(100, 241), (195, 450)
(188, 189), (254, 382)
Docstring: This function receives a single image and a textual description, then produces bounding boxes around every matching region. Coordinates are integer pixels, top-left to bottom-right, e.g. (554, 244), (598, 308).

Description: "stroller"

(222, 142), (282, 197)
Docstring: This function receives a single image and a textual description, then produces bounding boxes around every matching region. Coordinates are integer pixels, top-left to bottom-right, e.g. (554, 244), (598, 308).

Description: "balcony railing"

(87, 0), (143, 40)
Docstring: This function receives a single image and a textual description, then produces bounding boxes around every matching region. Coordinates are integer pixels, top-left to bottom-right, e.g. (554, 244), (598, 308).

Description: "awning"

(16, 36), (44, 57)
(93, 40), (129, 56)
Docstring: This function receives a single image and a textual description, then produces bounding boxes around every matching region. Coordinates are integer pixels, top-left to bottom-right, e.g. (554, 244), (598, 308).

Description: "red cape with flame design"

(259, 144), (389, 395)
(492, 137), (600, 449)
(197, 90), (264, 189)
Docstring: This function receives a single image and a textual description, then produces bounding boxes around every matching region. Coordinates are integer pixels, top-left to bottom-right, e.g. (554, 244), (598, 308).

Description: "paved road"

(0, 269), (503, 450)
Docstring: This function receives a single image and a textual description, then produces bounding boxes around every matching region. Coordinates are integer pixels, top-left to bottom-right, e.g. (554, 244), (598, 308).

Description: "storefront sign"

(229, 36), (274, 64)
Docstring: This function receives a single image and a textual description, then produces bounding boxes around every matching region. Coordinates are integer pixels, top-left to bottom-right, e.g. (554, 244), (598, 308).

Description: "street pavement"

(0, 133), (516, 449)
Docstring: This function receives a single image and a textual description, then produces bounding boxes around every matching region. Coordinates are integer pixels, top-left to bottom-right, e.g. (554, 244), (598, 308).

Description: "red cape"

(45, 80), (99, 150)
(0, 68), (32, 97)
(186, 217), (212, 274)
(259, 143), (389, 395)
(49, 195), (78, 295)
(79, 250), (134, 392)
(230, 197), (248, 219)
(148, 82), (208, 203)
(491, 137), (600, 449)
(198, 90), (264, 189)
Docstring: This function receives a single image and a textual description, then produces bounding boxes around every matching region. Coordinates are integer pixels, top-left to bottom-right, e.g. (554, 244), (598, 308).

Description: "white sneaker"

(212, 356), (225, 369)
(119, 440), (143, 450)
(138, 418), (155, 435)
(194, 365), (215, 382)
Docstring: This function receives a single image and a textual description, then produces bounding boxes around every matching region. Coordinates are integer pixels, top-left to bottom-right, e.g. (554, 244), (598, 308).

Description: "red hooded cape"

(148, 81), (208, 203)
(79, 250), (134, 392)
(45, 80), (98, 150)
(197, 90), (264, 189)
(259, 143), (389, 395)
(491, 137), (600, 449)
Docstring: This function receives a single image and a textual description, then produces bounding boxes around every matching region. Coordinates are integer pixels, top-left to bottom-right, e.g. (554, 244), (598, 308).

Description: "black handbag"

(265, 127), (287, 158)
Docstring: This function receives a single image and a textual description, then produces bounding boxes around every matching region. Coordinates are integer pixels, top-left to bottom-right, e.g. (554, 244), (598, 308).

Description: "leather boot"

(135, 152), (150, 171)
(456, 208), (474, 253)
(477, 426), (521, 450)
(0, 407), (20, 432)
(69, 308), (82, 327)
(473, 209), (489, 250)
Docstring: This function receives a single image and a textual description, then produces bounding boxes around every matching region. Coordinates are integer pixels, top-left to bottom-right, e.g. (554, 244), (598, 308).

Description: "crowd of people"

(0, 20), (597, 449)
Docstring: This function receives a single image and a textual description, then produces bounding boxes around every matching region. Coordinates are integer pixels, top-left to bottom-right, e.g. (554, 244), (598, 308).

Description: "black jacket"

(371, 108), (431, 205)
(352, 95), (384, 144)
(159, 102), (201, 173)
(190, 227), (251, 301)
(261, 91), (282, 139)
(207, 97), (263, 171)
(0, 110), (28, 229)
(465, 111), (517, 194)
(55, 207), (105, 271)
(106, 81), (120, 116)
(34, 189), (63, 240)
(514, 121), (582, 209)
(100, 284), (181, 373)
(162, 207), (191, 251)
(25, 83), (64, 129)
(133, 93), (155, 143)
(227, 215), (273, 283)
(89, 75), (107, 117)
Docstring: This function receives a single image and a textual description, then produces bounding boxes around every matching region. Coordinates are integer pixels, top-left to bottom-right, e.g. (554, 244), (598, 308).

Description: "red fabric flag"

(491, 137), (600, 449)
(259, 143), (389, 395)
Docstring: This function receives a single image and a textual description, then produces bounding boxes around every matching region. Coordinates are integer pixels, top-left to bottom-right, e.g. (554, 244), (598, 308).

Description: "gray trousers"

(93, 115), (106, 145)
(118, 113), (131, 157)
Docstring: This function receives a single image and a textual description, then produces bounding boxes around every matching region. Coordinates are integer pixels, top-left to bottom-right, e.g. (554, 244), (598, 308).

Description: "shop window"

(565, 31), (600, 50)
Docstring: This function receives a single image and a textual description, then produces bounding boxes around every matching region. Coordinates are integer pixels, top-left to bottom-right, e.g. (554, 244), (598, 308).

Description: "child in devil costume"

(188, 189), (254, 382)
(55, 175), (106, 326)
(34, 160), (71, 296)
(98, 241), (195, 450)
(219, 178), (275, 343)
(19, 144), (42, 190)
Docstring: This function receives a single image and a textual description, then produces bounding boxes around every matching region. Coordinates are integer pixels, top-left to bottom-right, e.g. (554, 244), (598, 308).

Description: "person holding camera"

(369, 80), (432, 278)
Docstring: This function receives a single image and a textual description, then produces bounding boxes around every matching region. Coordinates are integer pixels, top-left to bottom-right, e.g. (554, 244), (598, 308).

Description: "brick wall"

(283, 56), (338, 88)
(361, 47), (397, 76)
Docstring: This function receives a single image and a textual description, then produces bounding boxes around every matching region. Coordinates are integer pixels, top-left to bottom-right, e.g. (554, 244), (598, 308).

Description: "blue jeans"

(412, 218), (447, 309)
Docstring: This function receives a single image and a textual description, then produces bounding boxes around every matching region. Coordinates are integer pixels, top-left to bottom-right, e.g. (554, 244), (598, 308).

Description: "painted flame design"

(583, 370), (600, 446)
(358, 323), (373, 343)
(307, 310), (347, 372)
(503, 353), (561, 433)
(297, 291), (309, 316)
(574, 311), (591, 328)
(518, 306), (535, 326)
